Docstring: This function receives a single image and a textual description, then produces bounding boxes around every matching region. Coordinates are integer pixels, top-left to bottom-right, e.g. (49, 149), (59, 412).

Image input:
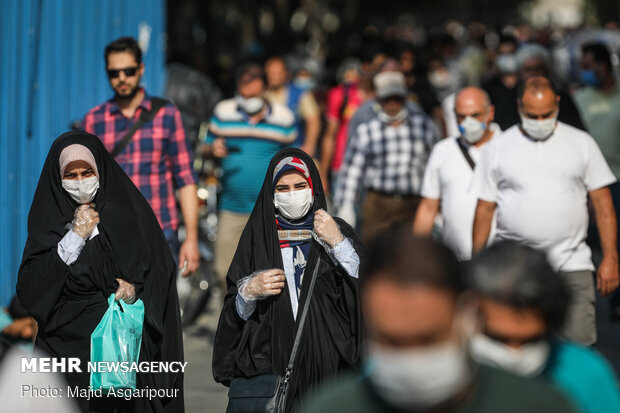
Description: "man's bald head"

(454, 87), (494, 129)
(518, 77), (559, 120)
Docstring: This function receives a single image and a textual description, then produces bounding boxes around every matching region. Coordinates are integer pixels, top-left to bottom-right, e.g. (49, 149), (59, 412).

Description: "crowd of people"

(9, 19), (620, 412)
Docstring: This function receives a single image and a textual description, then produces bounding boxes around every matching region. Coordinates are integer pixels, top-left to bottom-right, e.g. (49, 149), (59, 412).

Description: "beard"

(114, 81), (140, 101)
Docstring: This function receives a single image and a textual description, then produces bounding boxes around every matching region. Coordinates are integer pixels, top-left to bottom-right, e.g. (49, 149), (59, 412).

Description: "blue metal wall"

(0, 0), (166, 306)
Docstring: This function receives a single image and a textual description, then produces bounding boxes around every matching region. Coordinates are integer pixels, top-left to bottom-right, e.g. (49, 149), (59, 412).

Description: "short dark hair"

(582, 42), (613, 73)
(235, 62), (266, 86)
(104, 37), (142, 66)
(516, 76), (558, 104)
(467, 241), (570, 333)
(362, 230), (464, 293)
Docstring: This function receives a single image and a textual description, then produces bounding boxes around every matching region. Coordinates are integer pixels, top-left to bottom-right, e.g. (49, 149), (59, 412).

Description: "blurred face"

(520, 87), (558, 120)
(399, 50), (415, 73)
(455, 94), (493, 125)
(343, 68), (361, 84)
(520, 58), (547, 80)
(274, 171), (308, 193)
(498, 42), (517, 55)
(478, 298), (547, 349)
(363, 279), (456, 348)
(581, 52), (608, 81)
(380, 96), (405, 117)
(107, 51), (144, 99)
(238, 78), (265, 99)
(63, 160), (97, 181)
(265, 59), (288, 89)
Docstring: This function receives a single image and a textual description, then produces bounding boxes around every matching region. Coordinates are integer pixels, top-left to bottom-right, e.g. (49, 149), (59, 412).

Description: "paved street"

(183, 291), (228, 413)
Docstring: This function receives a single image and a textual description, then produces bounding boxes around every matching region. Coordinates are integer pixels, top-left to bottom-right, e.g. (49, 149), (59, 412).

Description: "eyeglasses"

(106, 67), (139, 79)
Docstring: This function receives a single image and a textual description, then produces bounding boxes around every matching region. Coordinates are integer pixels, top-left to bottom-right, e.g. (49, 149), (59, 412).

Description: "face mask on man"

(469, 333), (550, 377)
(459, 114), (488, 144)
(580, 69), (601, 87)
(238, 96), (265, 116)
(274, 188), (313, 220)
(366, 338), (471, 410)
(520, 110), (558, 140)
(62, 177), (99, 204)
(377, 107), (408, 125)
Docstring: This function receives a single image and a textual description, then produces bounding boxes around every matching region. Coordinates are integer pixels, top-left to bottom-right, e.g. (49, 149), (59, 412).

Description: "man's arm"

(178, 184), (200, 276)
(472, 199), (496, 255)
(589, 186), (619, 296)
(299, 93), (321, 156)
(413, 198), (440, 235)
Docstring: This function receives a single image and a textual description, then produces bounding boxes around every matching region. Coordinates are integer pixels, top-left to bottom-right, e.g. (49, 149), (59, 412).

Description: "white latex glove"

(71, 204), (99, 240)
(238, 269), (286, 300)
(115, 278), (136, 304)
(337, 203), (356, 228)
(314, 209), (344, 248)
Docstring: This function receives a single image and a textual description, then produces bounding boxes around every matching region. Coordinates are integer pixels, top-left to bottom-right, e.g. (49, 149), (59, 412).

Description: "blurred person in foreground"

(492, 43), (585, 131)
(468, 241), (620, 413)
(334, 71), (437, 242)
(414, 87), (500, 260)
(265, 56), (321, 156)
(213, 148), (363, 411)
(320, 59), (367, 194)
(471, 76), (619, 346)
(303, 232), (577, 413)
(203, 63), (297, 288)
(574, 42), (620, 318)
(82, 36), (199, 277)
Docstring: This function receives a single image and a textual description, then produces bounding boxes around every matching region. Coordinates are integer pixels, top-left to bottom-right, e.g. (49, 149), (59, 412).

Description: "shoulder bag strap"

(110, 97), (169, 158)
(284, 257), (322, 378)
(456, 137), (476, 170)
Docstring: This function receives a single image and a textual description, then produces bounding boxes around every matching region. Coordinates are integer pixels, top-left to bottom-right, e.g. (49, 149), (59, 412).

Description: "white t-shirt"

(421, 124), (500, 260)
(471, 122), (616, 271)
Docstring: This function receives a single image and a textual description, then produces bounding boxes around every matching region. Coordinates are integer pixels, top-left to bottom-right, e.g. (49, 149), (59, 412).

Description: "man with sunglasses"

(467, 241), (620, 413)
(82, 37), (200, 277)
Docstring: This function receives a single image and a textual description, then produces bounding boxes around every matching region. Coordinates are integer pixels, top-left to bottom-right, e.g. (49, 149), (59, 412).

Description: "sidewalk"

(183, 293), (228, 413)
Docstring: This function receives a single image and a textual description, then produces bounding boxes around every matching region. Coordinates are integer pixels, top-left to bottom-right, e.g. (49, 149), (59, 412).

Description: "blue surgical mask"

(580, 70), (601, 87)
(293, 77), (316, 91)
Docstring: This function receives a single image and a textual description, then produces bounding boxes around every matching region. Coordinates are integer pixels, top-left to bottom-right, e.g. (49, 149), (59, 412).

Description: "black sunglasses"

(107, 67), (139, 79)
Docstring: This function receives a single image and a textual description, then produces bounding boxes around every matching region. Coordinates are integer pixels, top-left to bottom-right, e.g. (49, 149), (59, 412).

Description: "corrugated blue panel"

(0, 0), (166, 307)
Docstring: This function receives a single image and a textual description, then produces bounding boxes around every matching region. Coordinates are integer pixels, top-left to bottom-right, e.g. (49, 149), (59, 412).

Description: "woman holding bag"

(213, 148), (364, 412)
(17, 131), (184, 412)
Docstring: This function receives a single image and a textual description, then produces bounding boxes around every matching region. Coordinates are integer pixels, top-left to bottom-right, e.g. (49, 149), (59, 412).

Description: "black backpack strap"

(110, 97), (169, 158)
(284, 257), (322, 380)
(456, 137), (476, 170)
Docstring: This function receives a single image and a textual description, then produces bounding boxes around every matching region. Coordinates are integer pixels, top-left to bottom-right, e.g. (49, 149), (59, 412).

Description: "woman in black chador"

(213, 147), (364, 411)
(17, 131), (184, 412)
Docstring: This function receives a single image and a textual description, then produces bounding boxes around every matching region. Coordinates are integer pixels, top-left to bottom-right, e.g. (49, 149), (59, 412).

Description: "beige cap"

(59, 144), (99, 178)
(374, 71), (407, 99)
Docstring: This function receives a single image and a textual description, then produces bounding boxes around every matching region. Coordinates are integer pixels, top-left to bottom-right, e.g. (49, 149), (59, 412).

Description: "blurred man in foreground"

(414, 87), (500, 260)
(303, 232), (577, 413)
(472, 76), (619, 345)
(468, 241), (620, 413)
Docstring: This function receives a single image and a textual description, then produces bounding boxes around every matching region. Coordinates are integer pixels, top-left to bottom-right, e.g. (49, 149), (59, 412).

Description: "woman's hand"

(115, 278), (136, 304)
(239, 269), (286, 300)
(313, 209), (344, 248)
(72, 204), (99, 239)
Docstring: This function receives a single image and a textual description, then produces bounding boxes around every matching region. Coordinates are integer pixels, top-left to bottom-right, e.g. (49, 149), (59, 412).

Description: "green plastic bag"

(90, 294), (144, 390)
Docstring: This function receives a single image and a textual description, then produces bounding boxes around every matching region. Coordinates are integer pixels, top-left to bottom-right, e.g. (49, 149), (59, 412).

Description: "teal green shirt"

(574, 84), (620, 179)
(545, 341), (620, 413)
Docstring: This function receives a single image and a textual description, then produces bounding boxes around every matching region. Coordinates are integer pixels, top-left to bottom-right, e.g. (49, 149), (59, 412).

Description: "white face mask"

(459, 115), (488, 144)
(238, 96), (264, 116)
(366, 339), (470, 410)
(469, 333), (550, 377)
(274, 188), (313, 220)
(377, 107), (407, 124)
(62, 176), (99, 204)
(520, 111), (558, 140)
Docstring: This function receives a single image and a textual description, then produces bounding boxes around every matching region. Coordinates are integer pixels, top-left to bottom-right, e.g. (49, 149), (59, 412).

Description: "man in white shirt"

(471, 76), (619, 345)
(414, 87), (500, 260)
